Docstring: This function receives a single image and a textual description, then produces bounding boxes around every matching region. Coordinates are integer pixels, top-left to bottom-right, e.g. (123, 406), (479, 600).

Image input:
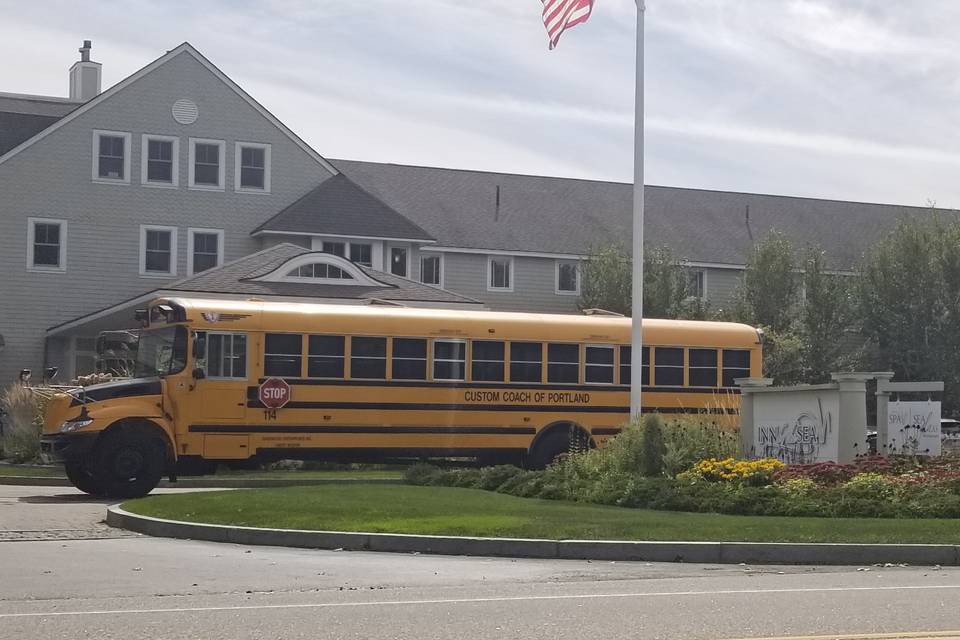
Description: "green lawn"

(0, 464), (63, 477)
(213, 469), (403, 480)
(124, 484), (960, 544)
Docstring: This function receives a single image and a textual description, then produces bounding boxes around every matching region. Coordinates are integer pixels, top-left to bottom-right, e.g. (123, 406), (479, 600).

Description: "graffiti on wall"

(754, 391), (840, 464)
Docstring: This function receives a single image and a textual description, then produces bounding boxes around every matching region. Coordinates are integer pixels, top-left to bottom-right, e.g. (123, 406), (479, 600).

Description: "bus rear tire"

(526, 431), (571, 470)
(64, 461), (105, 496)
(93, 429), (166, 499)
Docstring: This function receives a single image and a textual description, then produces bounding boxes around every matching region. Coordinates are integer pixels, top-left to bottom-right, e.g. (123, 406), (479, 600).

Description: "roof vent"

(69, 40), (102, 102)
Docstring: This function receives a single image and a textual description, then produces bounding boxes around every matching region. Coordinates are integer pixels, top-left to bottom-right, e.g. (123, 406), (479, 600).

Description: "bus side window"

(585, 345), (614, 384)
(393, 338), (427, 380)
(351, 337), (386, 379)
(206, 332), (247, 379)
(471, 340), (504, 382)
(547, 343), (579, 383)
(722, 349), (751, 387)
(264, 333), (303, 377)
(510, 342), (542, 383)
(434, 339), (466, 381)
(655, 347), (684, 386)
(689, 349), (718, 387)
(308, 335), (345, 378)
(619, 346), (649, 385)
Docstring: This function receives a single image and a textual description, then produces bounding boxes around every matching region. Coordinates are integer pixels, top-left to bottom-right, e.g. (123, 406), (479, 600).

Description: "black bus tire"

(93, 430), (166, 499)
(526, 431), (570, 470)
(64, 461), (106, 496)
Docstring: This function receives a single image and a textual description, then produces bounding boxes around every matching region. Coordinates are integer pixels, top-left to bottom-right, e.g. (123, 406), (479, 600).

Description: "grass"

(124, 484), (960, 544)
(214, 469), (403, 480)
(0, 464), (63, 477)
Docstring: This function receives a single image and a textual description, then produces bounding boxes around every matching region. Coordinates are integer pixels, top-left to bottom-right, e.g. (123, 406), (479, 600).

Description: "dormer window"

(288, 263), (354, 279)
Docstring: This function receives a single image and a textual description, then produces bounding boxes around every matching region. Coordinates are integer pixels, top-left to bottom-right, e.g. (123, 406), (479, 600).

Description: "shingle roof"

(0, 93), (82, 156)
(332, 159), (960, 270)
(167, 243), (480, 306)
(253, 174), (435, 242)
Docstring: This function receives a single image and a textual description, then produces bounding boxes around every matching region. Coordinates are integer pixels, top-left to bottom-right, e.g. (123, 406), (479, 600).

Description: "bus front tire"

(64, 462), (105, 496)
(93, 429), (166, 499)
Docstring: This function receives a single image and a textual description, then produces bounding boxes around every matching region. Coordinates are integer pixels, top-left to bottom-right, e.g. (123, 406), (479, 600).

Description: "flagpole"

(630, 0), (645, 418)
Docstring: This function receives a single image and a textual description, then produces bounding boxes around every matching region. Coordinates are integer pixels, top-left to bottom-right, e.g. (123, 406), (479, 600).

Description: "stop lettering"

(258, 377), (291, 409)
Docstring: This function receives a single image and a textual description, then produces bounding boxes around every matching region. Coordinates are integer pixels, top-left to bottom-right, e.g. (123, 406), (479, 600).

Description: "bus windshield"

(134, 326), (187, 378)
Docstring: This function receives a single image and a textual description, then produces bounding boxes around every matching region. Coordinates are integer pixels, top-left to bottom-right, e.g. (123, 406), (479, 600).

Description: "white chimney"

(69, 40), (102, 102)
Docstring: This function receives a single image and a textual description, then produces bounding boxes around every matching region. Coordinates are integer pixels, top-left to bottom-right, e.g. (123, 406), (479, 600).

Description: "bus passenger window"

(655, 347), (684, 386)
(264, 333), (303, 377)
(434, 339), (466, 381)
(471, 340), (504, 382)
(510, 342), (542, 383)
(351, 336), (386, 379)
(689, 349), (718, 387)
(585, 345), (614, 384)
(393, 338), (427, 380)
(619, 346), (649, 385)
(206, 332), (247, 379)
(722, 349), (751, 387)
(308, 335), (344, 378)
(547, 343), (579, 383)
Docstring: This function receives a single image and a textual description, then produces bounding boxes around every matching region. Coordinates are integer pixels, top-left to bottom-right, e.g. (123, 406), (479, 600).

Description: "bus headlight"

(59, 418), (94, 433)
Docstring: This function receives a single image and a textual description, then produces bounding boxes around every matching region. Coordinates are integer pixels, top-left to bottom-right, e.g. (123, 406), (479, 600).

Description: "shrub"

(403, 463), (442, 486)
(0, 384), (51, 463)
(476, 465), (525, 491)
(639, 414), (666, 477)
(659, 415), (740, 476)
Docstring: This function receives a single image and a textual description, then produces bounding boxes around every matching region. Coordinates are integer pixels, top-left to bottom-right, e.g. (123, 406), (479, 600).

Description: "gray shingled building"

(0, 41), (953, 382)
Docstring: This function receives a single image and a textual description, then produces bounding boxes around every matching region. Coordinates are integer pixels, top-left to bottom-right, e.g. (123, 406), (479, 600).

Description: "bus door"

(186, 331), (250, 422)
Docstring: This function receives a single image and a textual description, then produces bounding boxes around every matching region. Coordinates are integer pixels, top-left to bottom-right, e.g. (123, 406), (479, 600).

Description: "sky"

(2, 0), (960, 208)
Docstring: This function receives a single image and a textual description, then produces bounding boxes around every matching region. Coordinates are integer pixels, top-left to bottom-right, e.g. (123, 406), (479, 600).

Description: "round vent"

(171, 98), (199, 125)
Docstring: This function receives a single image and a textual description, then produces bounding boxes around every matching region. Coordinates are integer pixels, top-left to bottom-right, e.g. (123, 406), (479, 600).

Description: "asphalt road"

(3, 485), (960, 640)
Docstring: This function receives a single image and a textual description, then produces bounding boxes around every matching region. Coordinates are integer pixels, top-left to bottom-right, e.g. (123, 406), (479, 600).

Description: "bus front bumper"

(40, 433), (98, 464)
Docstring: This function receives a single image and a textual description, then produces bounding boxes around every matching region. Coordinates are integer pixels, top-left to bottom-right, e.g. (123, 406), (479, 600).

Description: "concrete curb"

(106, 505), (960, 566)
(0, 476), (402, 489)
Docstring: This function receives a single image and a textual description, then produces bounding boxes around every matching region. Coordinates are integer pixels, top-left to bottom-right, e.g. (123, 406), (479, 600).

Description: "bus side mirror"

(192, 367), (206, 380)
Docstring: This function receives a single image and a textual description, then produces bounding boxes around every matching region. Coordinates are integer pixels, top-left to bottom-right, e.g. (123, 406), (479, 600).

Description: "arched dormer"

(251, 252), (382, 286)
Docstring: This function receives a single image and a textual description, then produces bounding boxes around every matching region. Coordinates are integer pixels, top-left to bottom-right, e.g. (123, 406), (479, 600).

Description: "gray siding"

(704, 268), (742, 310)
(0, 50), (333, 381)
(442, 253), (580, 314)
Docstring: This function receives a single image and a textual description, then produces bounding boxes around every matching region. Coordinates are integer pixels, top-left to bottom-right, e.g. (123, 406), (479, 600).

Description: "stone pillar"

(736, 377), (774, 459)
(831, 372), (874, 463)
(874, 372), (895, 456)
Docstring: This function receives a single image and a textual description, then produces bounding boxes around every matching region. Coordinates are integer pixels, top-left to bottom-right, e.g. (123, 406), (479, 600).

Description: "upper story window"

(556, 260), (580, 295)
(141, 135), (179, 187)
(687, 269), (706, 299)
(350, 243), (372, 267)
(488, 256), (513, 292)
(235, 142), (271, 193)
(27, 218), (67, 272)
(92, 130), (131, 184)
(322, 241), (346, 257)
(187, 228), (223, 275)
(188, 138), (225, 190)
(140, 225), (177, 277)
(390, 246), (408, 277)
(420, 255), (442, 286)
(288, 262), (354, 279)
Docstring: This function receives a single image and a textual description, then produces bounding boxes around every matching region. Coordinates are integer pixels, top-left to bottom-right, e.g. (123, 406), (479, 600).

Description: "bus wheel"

(93, 430), (166, 499)
(526, 431), (571, 470)
(64, 462), (106, 496)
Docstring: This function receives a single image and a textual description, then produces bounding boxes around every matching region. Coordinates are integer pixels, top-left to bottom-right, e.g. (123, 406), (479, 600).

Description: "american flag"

(542, 0), (595, 49)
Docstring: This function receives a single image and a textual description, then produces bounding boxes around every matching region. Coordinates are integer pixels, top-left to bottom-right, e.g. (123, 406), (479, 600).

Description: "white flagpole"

(630, 0), (646, 418)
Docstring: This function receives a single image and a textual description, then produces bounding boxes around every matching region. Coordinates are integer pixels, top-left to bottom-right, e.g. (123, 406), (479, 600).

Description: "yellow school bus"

(40, 297), (762, 497)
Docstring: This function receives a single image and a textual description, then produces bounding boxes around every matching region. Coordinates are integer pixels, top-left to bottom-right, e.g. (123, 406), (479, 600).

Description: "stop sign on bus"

(258, 377), (291, 410)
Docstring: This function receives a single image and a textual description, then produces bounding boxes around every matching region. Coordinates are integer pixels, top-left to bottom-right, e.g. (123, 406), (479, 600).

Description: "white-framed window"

(26, 217), (67, 272)
(187, 228), (224, 275)
(139, 225), (178, 277)
(420, 254), (442, 286)
(140, 134), (179, 187)
(556, 260), (580, 295)
(92, 130), (131, 184)
(322, 241), (346, 257)
(687, 269), (707, 299)
(234, 142), (271, 193)
(350, 243), (372, 267)
(390, 246), (409, 277)
(487, 255), (514, 292)
(188, 138), (225, 190)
